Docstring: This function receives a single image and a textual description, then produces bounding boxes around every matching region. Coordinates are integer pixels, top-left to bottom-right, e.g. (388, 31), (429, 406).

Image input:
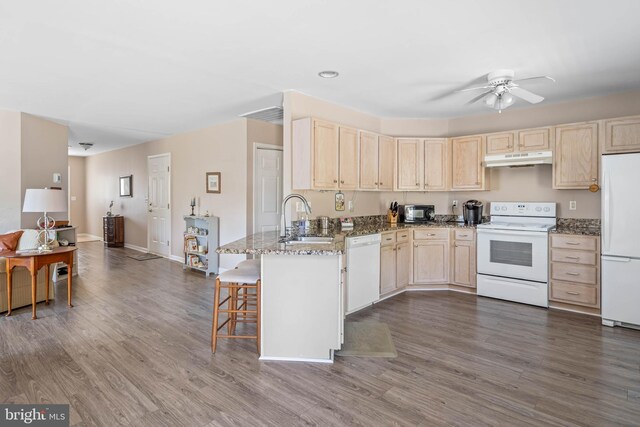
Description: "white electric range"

(476, 202), (556, 308)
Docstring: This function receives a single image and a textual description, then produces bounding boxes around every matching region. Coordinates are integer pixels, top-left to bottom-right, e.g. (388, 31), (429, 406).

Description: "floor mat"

(127, 253), (162, 261)
(335, 321), (397, 358)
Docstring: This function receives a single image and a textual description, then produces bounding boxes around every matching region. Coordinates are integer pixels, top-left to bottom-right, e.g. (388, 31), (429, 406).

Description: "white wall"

(0, 110), (22, 232)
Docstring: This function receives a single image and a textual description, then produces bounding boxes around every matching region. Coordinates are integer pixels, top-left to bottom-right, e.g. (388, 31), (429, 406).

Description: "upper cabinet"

(396, 138), (449, 191)
(311, 119), (340, 189)
(338, 126), (358, 190)
(359, 132), (395, 191)
(485, 127), (551, 155)
(451, 135), (487, 191)
(601, 115), (640, 154)
(396, 138), (422, 191)
(423, 138), (449, 191)
(553, 122), (599, 189)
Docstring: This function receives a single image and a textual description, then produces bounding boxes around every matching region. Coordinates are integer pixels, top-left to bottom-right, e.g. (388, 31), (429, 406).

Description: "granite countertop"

(550, 218), (601, 236)
(216, 220), (477, 256)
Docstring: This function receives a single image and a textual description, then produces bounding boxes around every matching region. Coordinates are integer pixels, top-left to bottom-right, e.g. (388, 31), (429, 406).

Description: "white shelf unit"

(183, 215), (219, 277)
(53, 226), (79, 281)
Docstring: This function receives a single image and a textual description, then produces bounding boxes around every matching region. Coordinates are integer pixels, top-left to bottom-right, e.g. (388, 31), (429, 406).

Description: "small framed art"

(206, 172), (221, 194)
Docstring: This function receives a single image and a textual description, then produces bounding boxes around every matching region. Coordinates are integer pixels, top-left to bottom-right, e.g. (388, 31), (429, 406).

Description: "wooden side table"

(4, 247), (77, 319)
(103, 216), (124, 247)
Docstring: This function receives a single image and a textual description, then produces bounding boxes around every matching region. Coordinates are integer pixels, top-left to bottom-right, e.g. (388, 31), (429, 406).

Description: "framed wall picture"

(206, 172), (221, 193)
(119, 175), (133, 197)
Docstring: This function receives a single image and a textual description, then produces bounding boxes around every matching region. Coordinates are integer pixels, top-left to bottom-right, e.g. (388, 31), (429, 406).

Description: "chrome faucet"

(280, 194), (312, 238)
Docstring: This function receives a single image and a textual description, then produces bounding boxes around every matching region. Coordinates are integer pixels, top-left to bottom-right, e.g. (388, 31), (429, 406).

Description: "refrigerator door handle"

(603, 169), (611, 253)
(602, 256), (631, 262)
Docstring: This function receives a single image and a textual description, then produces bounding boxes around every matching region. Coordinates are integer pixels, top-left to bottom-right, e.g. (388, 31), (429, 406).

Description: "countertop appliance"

(398, 204), (435, 223)
(601, 153), (640, 328)
(345, 234), (381, 314)
(463, 200), (483, 224)
(476, 202), (556, 307)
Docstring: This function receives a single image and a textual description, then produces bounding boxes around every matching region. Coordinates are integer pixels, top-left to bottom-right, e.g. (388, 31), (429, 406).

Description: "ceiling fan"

(457, 69), (555, 113)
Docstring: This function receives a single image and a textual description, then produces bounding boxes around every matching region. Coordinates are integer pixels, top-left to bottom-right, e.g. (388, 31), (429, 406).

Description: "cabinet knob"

(393, 248), (397, 251)
(566, 291), (580, 296)
(340, 180), (344, 184)
(333, 179), (338, 183)
(375, 182), (378, 185)
(379, 182), (383, 185)
(415, 183), (419, 186)
(397, 247), (401, 251)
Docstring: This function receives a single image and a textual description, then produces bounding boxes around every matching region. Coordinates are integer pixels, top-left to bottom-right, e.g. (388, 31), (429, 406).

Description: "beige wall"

(0, 110), (22, 232)
(284, 89), (640, 221)
(85, 119), (258, 270)
(20, 114), (69, 227)
(246, 118), (283, 235)
(68, 156), (86, 232)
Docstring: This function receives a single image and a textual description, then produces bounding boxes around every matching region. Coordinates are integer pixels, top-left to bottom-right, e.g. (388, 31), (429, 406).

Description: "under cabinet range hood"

(484, 151), (553, 168)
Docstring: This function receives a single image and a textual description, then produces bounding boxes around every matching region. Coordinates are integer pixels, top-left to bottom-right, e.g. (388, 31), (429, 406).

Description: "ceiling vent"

(240, 106), (283, 124)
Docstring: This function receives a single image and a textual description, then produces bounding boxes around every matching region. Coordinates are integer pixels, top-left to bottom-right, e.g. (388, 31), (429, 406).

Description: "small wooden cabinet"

(451, 135), (486, 191)
(359, 132), (395, 191)
(395, 138), (449, 191)
(451, 229), (476, 288)
(103, 216), (124, 247)
(549, 234), (600, 313)
(485, 128), (551, 155)
(553, 122), (599, 189)
(601, 115), (640, 154)
(338, 126), (359, 189)
(413, 229), (450, 284)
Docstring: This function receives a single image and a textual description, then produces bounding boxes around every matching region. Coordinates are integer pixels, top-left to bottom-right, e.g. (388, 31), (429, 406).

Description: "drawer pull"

(566, 291), (580, 296)
(400, 234), (407, 238)
(385, 238), (392, 241)
(565, 272), (580, 276)
(426, 233), (436, 236)
(565, 242), (581, 246)
(458, 234), (468, 237)
(564, 256), (580, 260)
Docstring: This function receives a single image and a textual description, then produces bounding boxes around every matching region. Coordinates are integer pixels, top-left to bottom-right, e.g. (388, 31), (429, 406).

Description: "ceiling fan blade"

(510, 87), (544, 104)
(512, 75), (556, 84)
(456, 85), (491, 93)
(466, 91), (493, 105)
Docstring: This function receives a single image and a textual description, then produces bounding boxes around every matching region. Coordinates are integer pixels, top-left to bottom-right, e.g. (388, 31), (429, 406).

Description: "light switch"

(53, 173), (62, 183)
(71, 196), (77, 201)
(569, 201), (577, 210)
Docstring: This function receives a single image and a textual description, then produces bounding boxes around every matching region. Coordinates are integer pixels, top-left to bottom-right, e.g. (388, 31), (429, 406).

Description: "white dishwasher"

(346, 234), (381, 314)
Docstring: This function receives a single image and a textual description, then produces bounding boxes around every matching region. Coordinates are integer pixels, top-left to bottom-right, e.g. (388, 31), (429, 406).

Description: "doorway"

(253, 145), (283, 233)
(147, 153), (171, 256)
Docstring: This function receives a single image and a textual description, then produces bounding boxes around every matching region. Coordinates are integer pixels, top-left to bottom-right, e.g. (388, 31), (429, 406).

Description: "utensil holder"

(387, 210), (398, 224)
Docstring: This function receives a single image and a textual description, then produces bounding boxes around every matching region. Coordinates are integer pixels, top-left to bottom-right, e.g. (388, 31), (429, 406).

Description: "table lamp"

(22, 188), (67, 252)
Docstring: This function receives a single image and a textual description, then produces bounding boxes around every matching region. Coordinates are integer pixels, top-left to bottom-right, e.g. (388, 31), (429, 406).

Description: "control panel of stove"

(490, 202), (556, 217)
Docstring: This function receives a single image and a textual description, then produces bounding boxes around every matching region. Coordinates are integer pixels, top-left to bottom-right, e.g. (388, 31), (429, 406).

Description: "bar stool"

(211, 267), (261, 354)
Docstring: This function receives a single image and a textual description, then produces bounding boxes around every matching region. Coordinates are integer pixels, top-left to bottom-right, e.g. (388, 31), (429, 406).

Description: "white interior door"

(254, 147), (283, 233)
(148, 154), (171, 256)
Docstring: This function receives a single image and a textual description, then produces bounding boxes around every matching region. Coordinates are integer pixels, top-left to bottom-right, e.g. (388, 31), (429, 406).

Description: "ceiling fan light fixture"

(502, 92), (514, 106)
(484, 93), (498, 107)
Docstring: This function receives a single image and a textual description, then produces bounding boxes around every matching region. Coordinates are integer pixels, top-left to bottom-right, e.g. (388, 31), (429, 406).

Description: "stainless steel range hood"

(484, 151), (553, 168)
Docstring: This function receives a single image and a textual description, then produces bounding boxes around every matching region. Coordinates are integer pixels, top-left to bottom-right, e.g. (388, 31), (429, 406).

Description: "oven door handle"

(477, 229), (547, 238)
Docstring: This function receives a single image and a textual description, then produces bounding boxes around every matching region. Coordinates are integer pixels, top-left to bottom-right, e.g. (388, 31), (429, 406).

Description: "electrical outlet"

(348, 200), (354, 212)
(569, 200), (577, 210)
(296, 201), (305, 212)
(452, 200), (458, 208)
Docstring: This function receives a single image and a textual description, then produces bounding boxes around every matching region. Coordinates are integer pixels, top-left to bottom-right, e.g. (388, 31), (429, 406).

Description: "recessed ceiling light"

(318, 70), (339, 79)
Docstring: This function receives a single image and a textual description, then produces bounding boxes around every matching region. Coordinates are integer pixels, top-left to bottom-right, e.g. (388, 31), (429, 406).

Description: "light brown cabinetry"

(451, 135), (486, 190)
(380, 231), (411, 295)
(423, 138), (449, 191)
(396, 138), (421, 190)
(359, 132), (395, 190)
(553, 122), (599, 189)
(549, 234), (600, 312)
(486, 128), (552, 155)
(451, 229), (476, 288)
(338, 126), (358, 189)
(312, 119), (340, 189)
(486, 132), (514, 155)
(396, 138), (449, 191)
(601, 115), (640, 154)
(413, 229), (449, 284)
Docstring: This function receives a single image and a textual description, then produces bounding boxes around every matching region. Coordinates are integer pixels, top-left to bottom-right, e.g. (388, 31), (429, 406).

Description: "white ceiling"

(2, 0), (640, 156)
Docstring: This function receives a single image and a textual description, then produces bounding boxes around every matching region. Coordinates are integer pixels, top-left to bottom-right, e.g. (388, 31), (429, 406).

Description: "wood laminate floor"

(1, 242), (639, 426)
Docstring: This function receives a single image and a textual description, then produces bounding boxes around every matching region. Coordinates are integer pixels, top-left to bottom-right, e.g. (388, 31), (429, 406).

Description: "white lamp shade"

(23, 188), (67, 213)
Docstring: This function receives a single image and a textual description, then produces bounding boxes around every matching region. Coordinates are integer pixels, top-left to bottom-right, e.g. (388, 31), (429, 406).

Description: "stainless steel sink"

(280, 236), (334, 244)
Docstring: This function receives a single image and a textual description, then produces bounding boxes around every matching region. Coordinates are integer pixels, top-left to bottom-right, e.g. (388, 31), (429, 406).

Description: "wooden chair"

(211, 268), (261, 355)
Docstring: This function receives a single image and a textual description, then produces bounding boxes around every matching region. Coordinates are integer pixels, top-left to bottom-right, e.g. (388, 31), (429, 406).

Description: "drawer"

(550, 262), (598, 285)
(414, 228), (449, 240)
(396, 231), (410, 243)
(454, 229), (474, 241)
(550, 281), (598, 307)
(381, 232), (396, 247)
(551, 248), (597, 266)
(550, 234), (598, 251)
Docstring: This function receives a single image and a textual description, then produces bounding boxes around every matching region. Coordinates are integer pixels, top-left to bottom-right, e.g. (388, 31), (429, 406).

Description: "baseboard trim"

(169, 254), (183, 263)
(77, 233), (102, 241)
(259, 356), (333, 364)
(124, 243), (149, 253)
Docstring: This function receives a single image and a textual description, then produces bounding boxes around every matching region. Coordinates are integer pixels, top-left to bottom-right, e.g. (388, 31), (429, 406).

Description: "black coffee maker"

(463, 200), (483, 224)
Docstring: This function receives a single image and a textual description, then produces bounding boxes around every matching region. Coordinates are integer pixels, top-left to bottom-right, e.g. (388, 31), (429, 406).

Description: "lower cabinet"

(380, 231), (412, 295)
(413, 229), (450, 284)
(451, 229), (476, 288)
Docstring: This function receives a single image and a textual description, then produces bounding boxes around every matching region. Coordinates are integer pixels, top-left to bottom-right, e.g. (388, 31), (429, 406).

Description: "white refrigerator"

(601, 153), (640, 327)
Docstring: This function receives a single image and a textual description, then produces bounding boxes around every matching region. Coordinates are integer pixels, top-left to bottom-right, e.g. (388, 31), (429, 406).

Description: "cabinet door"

(312, 120), (339, 189)
(603, 116), (640, 154)
(553, 123), (598, 189)
(396, 241), (411, 288)
(359, 131), (379, 190)
(518, 127), (551, 152)
(338, 126), (358, 189)
(413, 240), (449, 284)
(424, 138), (448, 191)
(380, 245), (397, 294)
(486, 132), (514, 155)
(451, 136), (485, 190)
(378, 136), (395, 190)
(452, 240), (476, 288)
(396, 138), (422, 190)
